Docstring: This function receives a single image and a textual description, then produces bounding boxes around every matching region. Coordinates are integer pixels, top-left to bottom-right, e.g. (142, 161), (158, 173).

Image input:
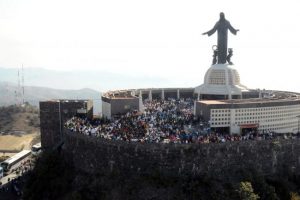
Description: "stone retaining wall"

(63, 131), (300, 177)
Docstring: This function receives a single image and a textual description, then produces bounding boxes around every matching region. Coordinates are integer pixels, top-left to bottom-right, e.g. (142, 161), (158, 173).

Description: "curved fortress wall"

(135, 88), (195, 101)
(64, 131), (300, 177)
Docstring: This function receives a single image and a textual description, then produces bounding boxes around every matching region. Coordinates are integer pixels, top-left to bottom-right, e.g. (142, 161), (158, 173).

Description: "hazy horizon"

(0, 67), (176, 91)
(1, 65), (300, 93)
(1, 66), (300, 93)
(1, 0), (300, 92)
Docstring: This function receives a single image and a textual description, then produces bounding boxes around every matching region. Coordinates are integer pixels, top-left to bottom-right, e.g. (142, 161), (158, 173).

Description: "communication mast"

(14, 66), (25, 105)
(22, 65), (25, 104)
(15, 69), (21, 105)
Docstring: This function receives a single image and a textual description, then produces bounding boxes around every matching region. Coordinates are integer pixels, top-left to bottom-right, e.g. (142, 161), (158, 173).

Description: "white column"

(177, 89), (180, 99)
(139, 91), (144, 112)
(149, 90), (152, 101)
(197, 93), (200, 101)
(259, 89), (262, 99)
(230, 108), (235, 134)
(230, 108), (240, 134)
(161, 89), (165, 100)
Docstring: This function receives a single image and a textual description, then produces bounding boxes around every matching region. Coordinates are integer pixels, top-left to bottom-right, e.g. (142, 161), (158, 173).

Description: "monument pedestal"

(194, 64), (248, 100)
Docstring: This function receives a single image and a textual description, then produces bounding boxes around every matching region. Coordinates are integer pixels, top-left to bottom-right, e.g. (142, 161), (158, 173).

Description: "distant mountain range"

(0, 66), (178, 114)
(0, 81), (102, 114)
(0, 67), (171, 91)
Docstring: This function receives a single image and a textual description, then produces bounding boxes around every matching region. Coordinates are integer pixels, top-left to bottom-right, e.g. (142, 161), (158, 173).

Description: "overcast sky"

(1, 0), (300, 92)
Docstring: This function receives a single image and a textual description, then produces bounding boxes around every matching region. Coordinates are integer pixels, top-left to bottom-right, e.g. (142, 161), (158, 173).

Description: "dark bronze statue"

(226, 48), (233, 65)
(203, 12), (239, 64)
(212, 45), (218, 65)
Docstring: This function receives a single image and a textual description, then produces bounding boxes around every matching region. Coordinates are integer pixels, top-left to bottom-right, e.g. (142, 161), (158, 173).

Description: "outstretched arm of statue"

(228, 22), (239, 35)
(202, 23), (218, 36)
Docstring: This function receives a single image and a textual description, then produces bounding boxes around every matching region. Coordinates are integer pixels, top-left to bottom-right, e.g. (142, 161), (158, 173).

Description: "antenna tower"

(22, 65), (25, 104)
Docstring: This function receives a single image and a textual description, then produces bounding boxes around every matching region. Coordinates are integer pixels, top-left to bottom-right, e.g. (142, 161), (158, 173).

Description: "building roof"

(199, 97), (300, 105)
(40, 99), (90, 103)
(102, 90), (138, 99)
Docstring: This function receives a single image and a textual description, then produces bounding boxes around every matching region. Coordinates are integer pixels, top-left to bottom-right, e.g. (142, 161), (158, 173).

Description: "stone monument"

(202, 12), (239, 64)
(195, 13), (248, 100)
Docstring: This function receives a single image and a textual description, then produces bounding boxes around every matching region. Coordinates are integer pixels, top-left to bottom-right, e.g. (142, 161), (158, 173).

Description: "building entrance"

(240, 124), (258, 135)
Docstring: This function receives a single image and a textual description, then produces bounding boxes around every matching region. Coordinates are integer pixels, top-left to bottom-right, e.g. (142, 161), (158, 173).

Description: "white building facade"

(196, 98), (300, 134)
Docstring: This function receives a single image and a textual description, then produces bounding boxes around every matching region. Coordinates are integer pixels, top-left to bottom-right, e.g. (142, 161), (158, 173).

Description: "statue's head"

(220, 12), (225, 20)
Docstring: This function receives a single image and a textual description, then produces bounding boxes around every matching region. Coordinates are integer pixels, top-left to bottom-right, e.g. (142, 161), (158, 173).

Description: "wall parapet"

(63, 130), (300, 177)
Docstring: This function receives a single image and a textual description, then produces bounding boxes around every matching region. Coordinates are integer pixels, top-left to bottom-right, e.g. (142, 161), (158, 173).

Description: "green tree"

(291, 192), (300, 200)
(238, 181), (260, 200)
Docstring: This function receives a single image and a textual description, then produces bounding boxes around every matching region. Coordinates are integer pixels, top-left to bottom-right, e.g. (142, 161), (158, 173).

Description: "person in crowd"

(65, 99), (294, 144)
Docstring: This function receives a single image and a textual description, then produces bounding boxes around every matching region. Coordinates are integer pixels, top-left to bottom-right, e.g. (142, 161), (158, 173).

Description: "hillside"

(0, 81), (100, 107)
(0, 104), (39, 133)
(0, 104), (40, 151)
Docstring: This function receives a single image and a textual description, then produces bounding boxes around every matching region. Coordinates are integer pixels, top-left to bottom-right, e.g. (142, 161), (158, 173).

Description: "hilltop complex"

(101, 56), (300, 136)
(40, 13), (300, 149)
(36, 13), (300, 200)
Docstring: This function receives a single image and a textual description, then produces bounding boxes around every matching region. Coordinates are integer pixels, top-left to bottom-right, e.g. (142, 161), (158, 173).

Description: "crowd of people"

(65, 99), (298, 144)
(0, 158), (33, 197)
(66, 99), (197, 143)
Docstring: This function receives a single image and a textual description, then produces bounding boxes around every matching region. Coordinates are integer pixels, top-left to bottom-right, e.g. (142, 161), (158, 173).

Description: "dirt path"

(0, 132), (39, 151)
